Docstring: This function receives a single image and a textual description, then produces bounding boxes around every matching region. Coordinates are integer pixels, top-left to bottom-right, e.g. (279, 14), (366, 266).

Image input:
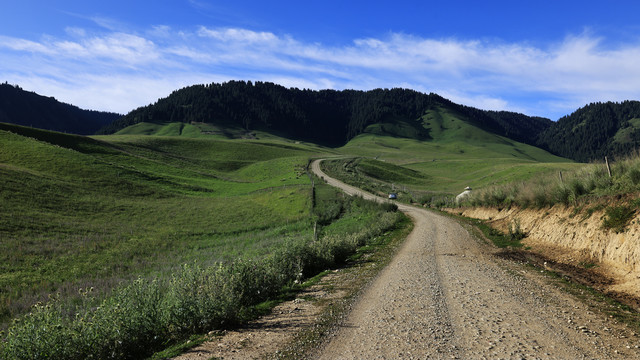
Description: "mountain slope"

(99, 81), (553, 147)
(0, 83), (121, 135)
(335, 103), (574, 193)
(536, 101), (640, 162)
(0, 121), (327, 326)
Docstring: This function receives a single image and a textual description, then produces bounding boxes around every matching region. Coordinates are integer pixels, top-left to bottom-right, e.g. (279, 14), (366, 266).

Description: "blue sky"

(2, 1), (640, 119)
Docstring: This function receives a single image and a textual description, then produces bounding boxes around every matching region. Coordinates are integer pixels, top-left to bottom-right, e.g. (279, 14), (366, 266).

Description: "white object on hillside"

(455, 186), (472, 204)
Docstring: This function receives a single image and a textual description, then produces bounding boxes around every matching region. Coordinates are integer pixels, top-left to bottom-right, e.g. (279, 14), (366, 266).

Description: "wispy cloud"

(1, 24), (640, 119)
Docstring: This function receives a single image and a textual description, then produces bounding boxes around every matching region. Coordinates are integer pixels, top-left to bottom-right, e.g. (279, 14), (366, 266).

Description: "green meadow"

(0, 122), (338, 326)
(324, 107), (579, 202)
(1, 106), (583, 358)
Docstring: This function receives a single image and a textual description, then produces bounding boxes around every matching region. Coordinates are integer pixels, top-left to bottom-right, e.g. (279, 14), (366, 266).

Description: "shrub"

(587, 166), (612, 191)
(489, 189), (507, 206)
(533, 188), (551, 209)
(629, 168), (640, 186)
(568, 179), (587, 197)
(381, 202), (398, 212)
(1, 196), (403, 360)
(507, 219), (526, 241)
(602, 205), (636, 233)
(553, 186), (572, 206)
(76, 278), (166, 359)
(0, 300), (77, 360)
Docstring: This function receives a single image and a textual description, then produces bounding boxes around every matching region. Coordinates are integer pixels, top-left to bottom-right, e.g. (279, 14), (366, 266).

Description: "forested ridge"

(6, 80), (639, 161)
(99, 81), (553, 147)
(537, 101), (640, 162)
(0, 83), (121, 135)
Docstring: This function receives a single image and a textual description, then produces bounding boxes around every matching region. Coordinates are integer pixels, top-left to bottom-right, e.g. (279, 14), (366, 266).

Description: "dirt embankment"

(452, 204), (640, 303)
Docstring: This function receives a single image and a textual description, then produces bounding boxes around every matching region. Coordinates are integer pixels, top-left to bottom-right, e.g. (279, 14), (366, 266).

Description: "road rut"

(311, 160), (639, 359)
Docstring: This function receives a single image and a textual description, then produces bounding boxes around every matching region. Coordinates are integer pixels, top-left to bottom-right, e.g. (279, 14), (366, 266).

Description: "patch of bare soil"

(171, 271), (348, 360)
(496, 248), (640, 310)
(455, 204), (640, 304)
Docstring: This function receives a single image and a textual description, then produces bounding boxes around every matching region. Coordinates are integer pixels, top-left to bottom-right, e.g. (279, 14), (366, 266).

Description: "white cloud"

(197, 27), (279, 44)
(0, 36), (54, 54)
(438, 90), (512, 113)
(65, 27), (87, 38)
(83, 33), (159, 63)
(2, 25), (640, 119)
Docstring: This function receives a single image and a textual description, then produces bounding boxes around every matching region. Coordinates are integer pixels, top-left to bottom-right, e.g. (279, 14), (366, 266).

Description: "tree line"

(8, 79), (637, 162)
(0, 83), (121, 135)
(98, 81), (553, 148)
(536, 101), (640, 162)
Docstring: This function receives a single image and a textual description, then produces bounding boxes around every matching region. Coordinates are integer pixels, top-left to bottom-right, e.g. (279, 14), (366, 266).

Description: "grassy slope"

(114, 121), (310, 143)
(0, 104), (576, 326)
(115, 109), (577, 195)
(338, 106), (579, 193)
(0, 123), (336, 324)
(115, 121), (236, 138)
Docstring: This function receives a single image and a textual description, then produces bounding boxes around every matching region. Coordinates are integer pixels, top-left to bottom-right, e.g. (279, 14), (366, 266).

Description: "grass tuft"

(601, 205), (636, 233)
(467, 153), (640, 209)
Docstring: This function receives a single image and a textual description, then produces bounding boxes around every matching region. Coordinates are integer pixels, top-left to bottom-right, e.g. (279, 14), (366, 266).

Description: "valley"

(1, 83), (640, 359)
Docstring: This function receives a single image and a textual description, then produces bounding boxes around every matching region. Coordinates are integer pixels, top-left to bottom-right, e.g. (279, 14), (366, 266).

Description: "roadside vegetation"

(465, 155), (640, 207)
(0, 123), (404, 359)
(1, 190), (402, 360)
(461, 154), (640, 232)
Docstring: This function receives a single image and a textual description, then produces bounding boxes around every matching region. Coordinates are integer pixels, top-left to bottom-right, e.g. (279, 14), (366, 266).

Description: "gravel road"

(310, 160), (639, 359)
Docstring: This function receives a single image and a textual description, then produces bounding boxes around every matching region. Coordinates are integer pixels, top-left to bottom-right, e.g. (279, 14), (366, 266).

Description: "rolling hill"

(98, 81), (554, 149)
(0, 121), (335, 325)
(4, 80), (640, 163)
(325, 103), (577, 196)
(103, 82), (575, 193)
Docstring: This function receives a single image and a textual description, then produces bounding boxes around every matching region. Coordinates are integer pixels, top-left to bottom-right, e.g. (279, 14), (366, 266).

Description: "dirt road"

(311, 160), (639, 359)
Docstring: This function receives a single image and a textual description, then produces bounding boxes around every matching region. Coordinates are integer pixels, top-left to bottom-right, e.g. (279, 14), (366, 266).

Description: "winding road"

(310, 160), (639, 359)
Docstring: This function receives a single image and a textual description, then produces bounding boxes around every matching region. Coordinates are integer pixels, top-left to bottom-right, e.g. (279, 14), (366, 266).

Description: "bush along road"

(310, 159), (640, 359)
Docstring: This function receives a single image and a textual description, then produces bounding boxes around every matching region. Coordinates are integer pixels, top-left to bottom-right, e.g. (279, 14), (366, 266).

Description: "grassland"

(0, 107), (590, 358)
(465, 153), (640, 224)
(321, 106), (578, 204)
(1, 121), (413, 359)
(0, 122), (337, 326)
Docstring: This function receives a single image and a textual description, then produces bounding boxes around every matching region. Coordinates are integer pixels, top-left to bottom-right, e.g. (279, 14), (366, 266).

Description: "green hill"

(0, 122), (335, 326)
(331, 104), (576, 195)
(6, 80), (640, 163)
(100, 81), (553, 148)
(109, 93), (574, 194)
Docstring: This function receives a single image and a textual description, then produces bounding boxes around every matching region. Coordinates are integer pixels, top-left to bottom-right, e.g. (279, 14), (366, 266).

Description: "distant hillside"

(0, 83), (121, 135)
(536, 101), (640, 162)
(99, 81), (553, 147)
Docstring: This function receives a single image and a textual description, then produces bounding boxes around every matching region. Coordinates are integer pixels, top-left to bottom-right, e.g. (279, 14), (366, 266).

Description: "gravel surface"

(311, 160), (640, 360)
